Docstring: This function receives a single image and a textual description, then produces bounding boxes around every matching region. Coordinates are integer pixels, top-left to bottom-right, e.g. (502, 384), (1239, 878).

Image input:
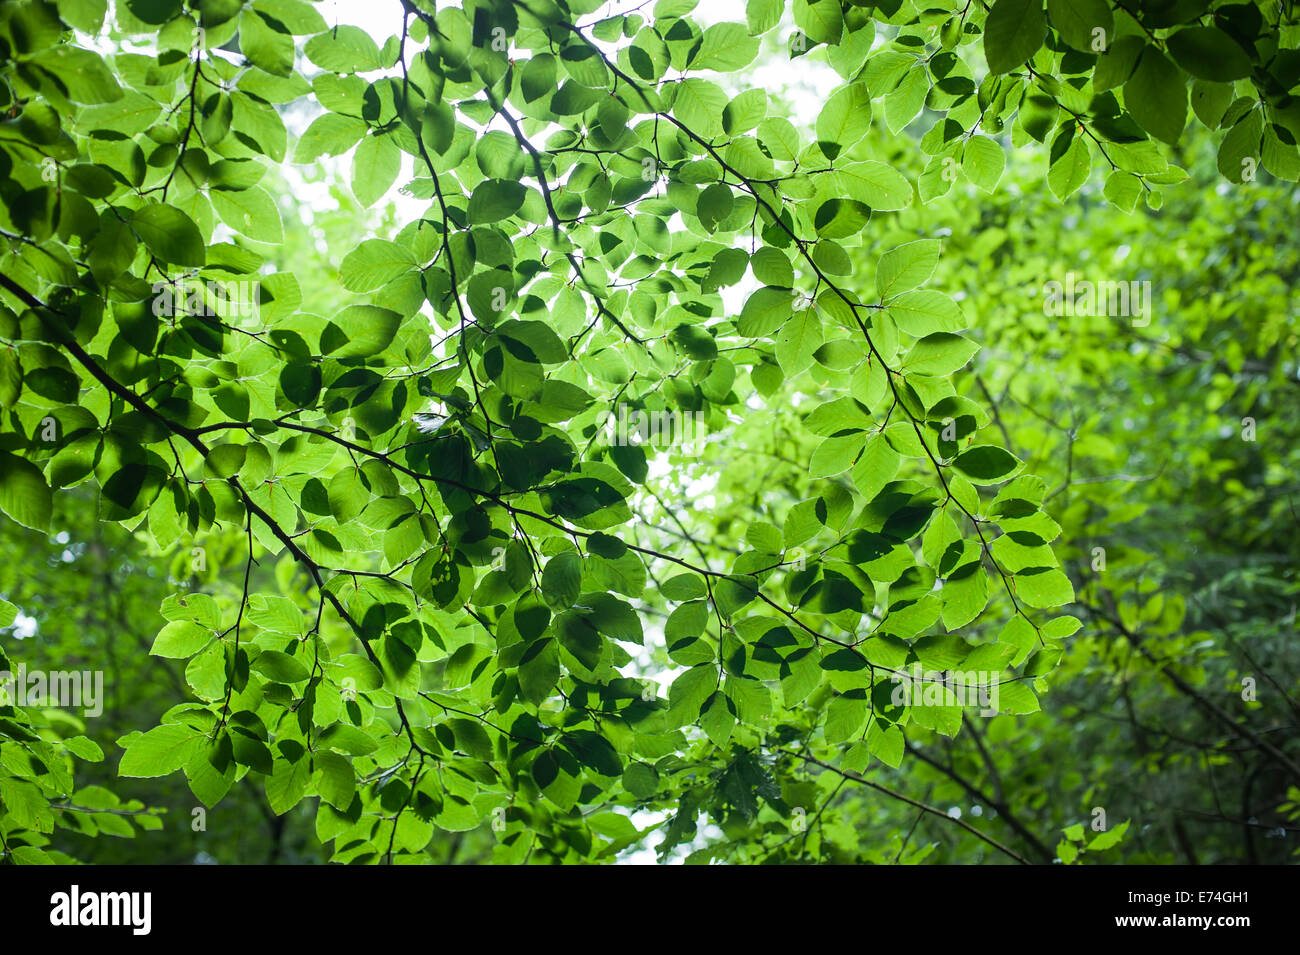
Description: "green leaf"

(835, 161), (911, 211)
(816, 83), (872, 159)
(723, 88), (767, 135)
(542, 551), (582, 609)
(888, 290), (965, 336)
(304, 25), (383, 73)
(738, 286), (793, 338)
(1015, 567), (1074, 608)
(253, 649), (311, 683)
(0, 451), (53, 531)
(210, 185), (283, 242)
(1046, 0), (1112, 53)
(983, 0), (1047, 74)
(1088, 819), (1130, 851)
(1125, 48), (1187, 145)
(352, 132), (400, 207)
(131, 204), (206, 266)
(266, 755), (311, 814)
(794, 0), (843, 45)
(876, 239), (941, 300)
(810, 432), (865, 478)
(119, 723), (202, 778)
(313, 750), (355, 810)
(1167, 26), (1253, 82)
(1048, 131), (1091, 201)
(1217, 109), (1263, 183)
(203, 444), (246, 479)
(953, 445), (1022, 483)
(671, 79), (728, 138)
(668, 665), (719, 725)
(150, 620), (212, 659)
(339, 239), (416, 292)
(963, 135), (1005, 193)
(467, 179), (527, 224)
(692, 22), (759, 72)
(241, 9), (295, 77)
(294, 112), (367, 162)
(902, 332), (978, 377)
(1103, 171), (1142, 212)
(0, 350), (20, 409)
(697, 183), (734, 232)
(776, 308), (823, 375)
(321, 304), (402, 358)
(851, 433), (900, 502)
(29, 47), (122, 103)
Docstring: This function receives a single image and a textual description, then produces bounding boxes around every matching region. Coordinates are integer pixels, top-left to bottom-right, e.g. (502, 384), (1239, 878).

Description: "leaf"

(983, 0), (1047, 74)
(953, 445), (1022, 483)
(810, 433), (865, 478)
(1125, 47), (1187, 145)
(623, 762), (659, 798)
(876, 239), (941, 300)
(1048, 131), (1091, 201)
(131, 204), (205, 266)
(794, 0), (843, 45)
(671, 79), (728, 137)
(963, 135), (1005, 192)
(119, 723), (202, 777)
(884, 65), (928, 134)
(266, 756), (311, 814)
(518, 639), (560, 705)
(313, 750), (355, 810)
(1167, 26), (1253, 82)
(252, 650), (311, 684)
(776, 309), (823, 375)
(352, 132), (400, 207)
(851, 433), (900, 502)
(888, 290), (965, 336)
(533, 748), (581, 810)
(697, 183), (734, 231)
(737, 286), (793, 338)
(150, 620), (211, 659)
(835, 161), (911, 211)
(203, 444), (246, 479)
(321, 304), (402, 358)
(210, 185), (283, 242)
(29, 47), (122, 103)
(294, 112), (366, 162)
(339, 239), (416, 292)
(816, 83), (872, 159)
(0, 451), (53, 531)
(723, 89), (767, 135)
(304, 25), (382, 73)
(1217, 109), (1263, 183)
(902, 332), (978, 377)
(692, 22), (759, 72)
(0, 350), (21, 409)
(1103, 171), (1142, 212)
(241, 9), (295, 77)
(541, 551), (582, 609)
(668, 665), (719, 725)
(1088, 819), (1130, 851)
(467, 179), (527, 223)
(1015, 567), (1074, 608)
(1047, 0), (1112, 53)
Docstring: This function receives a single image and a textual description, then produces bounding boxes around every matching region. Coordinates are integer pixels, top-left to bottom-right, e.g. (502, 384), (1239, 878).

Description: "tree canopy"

(0, 0), (1298, 864)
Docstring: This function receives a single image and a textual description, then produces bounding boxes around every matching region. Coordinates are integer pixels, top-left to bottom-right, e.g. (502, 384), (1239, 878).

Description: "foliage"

(0, 0), (1297, 864)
